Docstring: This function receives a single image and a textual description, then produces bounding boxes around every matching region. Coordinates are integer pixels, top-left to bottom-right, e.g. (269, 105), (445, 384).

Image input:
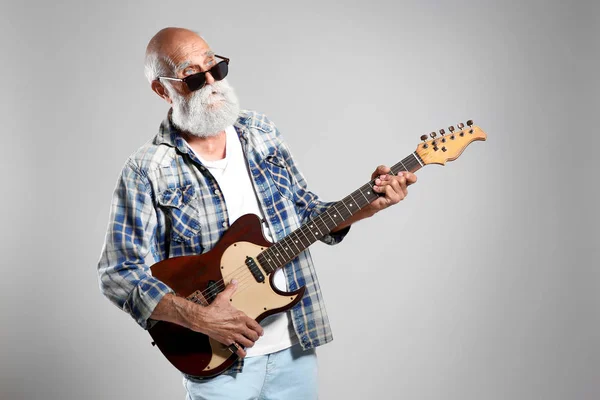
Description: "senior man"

(98, 27), (417, 399)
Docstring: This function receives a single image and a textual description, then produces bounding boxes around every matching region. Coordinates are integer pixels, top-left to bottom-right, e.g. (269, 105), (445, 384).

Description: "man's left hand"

(367, 165), (417, 215)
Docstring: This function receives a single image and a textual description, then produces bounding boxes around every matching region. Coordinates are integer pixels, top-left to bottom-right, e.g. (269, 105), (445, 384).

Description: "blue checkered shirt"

(98, 110), (349, 373)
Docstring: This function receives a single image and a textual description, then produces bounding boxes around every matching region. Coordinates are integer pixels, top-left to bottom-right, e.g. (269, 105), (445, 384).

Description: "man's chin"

(204, 101), (225, 111)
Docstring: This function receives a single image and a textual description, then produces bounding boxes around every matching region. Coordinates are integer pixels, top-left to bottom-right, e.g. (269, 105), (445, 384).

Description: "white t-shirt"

(186, 126), (297, 357)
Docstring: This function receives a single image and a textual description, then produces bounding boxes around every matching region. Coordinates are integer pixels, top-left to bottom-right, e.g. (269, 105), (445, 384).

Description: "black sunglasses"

(157, 55), (229, 92)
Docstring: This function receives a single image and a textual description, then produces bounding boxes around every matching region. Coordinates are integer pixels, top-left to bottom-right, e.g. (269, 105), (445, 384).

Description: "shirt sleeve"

(274, 127), (351, 246)
(97, 160), (174, 329)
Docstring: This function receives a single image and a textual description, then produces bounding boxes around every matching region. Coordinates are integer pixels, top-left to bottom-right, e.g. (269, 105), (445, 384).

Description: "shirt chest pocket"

(157, 185), (202, 243)
(264, 153), (294, 200)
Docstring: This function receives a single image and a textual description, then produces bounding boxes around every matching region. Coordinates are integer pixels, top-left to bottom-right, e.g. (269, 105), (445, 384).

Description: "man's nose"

(204, 71), (216, 85)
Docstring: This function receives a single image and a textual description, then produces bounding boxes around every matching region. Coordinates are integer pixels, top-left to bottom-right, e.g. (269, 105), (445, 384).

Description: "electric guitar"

(148, 120), (487, 377)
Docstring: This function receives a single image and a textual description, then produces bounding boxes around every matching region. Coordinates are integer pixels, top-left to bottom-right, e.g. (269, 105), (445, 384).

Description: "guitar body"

(148, 214), (306, 377)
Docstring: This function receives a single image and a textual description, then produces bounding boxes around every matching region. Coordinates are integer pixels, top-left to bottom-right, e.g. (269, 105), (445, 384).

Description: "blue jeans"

(183, 344), (318, 400)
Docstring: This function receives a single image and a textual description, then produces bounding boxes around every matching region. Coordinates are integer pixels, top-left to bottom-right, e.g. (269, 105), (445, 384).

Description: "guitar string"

(193, 164), (418, 302)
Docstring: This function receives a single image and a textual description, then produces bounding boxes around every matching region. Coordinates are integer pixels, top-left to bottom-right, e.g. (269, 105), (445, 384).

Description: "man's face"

(163, 35), (240, 137)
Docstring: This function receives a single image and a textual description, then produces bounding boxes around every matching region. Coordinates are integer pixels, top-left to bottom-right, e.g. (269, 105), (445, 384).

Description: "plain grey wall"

(1, 0), (598, 399)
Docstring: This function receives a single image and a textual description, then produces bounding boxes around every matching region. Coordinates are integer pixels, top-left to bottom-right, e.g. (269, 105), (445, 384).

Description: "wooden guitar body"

(148, 214), (306, 377)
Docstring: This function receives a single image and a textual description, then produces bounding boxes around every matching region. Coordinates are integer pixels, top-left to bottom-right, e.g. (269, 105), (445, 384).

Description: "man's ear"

(151, 80), (173, 104)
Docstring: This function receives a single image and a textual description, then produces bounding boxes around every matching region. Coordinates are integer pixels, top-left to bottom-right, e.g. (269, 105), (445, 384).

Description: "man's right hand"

(150, 280), (264, 358)
(195, 280), (264, 358)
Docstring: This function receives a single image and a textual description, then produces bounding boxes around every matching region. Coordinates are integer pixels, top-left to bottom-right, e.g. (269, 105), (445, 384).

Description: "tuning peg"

(467, 120), (474, 126)
(420, 135), (428, 141)
(457, 122), (465, 129)
(448, 126), (456, 139)
(439, 129), (446, 136)
(429, 131), (436, 139)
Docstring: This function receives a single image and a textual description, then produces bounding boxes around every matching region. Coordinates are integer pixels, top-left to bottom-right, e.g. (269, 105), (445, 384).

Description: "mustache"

(192, 80), (232, 105)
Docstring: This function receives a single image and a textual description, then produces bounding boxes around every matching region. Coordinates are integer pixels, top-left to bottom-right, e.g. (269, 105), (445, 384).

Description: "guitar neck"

(257, 152), (424, 273)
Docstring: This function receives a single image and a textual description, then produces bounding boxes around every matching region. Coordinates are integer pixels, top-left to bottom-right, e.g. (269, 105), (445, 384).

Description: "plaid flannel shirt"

(98, 110), (349, 373)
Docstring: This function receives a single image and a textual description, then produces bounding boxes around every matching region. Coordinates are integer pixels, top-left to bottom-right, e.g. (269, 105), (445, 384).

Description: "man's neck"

(183, 130), (227, 161)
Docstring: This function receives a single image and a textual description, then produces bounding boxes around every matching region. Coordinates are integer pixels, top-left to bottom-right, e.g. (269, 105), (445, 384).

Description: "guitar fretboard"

(256, 152), (424, 273)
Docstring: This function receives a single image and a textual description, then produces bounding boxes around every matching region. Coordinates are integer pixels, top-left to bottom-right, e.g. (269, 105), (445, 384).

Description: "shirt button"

(222, 222), (228, 228)
(214, 189), (220, 195)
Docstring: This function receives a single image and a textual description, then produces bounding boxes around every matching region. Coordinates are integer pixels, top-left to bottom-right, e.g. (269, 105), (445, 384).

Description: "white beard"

(170, 79), (240, 138)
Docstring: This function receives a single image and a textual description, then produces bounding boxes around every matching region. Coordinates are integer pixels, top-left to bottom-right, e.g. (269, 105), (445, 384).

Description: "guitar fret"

(339, 197), (353, 216)
(315, 215), (328, 236)
(306, 221), (321, 241)
(355, 189), (370, 207)
(340, 197), (352, 219)
(298, 225), (312, 247)
(297, 227), (308, 241)
(358, 189), (369, 204)
(272, 247), (286, 266)
(280, 237), (295, 257)
(289, 231), (303, 253)
(282, 236), (296, 262)
(331, 204), (342, 222)
(354, 198), (365, 209)
(257, 253), (271, 274)
(412, 152), (424, 167)
(264, 248), (282, 271)
(273, 248), (288, 266)
(268, 255), (277, 273)
(322, 208), (338, 232)
(279, 244), (290, 259)
(398, 159), (408, 172)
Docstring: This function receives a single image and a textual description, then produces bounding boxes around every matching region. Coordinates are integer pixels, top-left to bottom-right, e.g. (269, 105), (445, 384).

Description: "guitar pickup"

(245, 256), (265, 283)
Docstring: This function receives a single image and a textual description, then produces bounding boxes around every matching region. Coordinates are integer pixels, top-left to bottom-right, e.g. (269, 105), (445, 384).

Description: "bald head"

(144, 27), (210, 84)
(143, 28), (240, 136)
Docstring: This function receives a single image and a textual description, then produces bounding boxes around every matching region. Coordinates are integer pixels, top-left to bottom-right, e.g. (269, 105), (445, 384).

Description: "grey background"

(1, 0), (598, 399)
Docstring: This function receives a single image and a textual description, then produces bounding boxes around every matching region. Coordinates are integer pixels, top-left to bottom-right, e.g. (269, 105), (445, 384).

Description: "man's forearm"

(150, 293), (206, 331)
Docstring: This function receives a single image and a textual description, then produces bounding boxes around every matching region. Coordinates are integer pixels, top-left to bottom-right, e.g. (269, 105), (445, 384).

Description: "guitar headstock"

(415, 120), (487, 166)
